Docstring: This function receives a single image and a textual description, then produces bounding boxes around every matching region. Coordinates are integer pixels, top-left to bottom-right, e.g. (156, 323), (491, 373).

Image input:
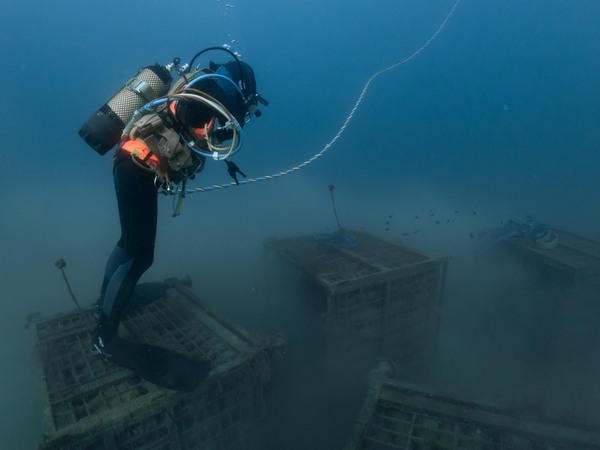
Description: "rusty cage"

(264, 229), (448, 364)
(33, 279), (280, 450)
(345, 362), (600, 450)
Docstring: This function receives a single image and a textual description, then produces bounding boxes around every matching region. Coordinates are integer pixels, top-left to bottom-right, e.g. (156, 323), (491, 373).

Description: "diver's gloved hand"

(225, 160), (246, 185)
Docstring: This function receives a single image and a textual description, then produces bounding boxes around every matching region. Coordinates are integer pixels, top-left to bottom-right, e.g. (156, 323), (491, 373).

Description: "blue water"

(1, 0), (600, 448)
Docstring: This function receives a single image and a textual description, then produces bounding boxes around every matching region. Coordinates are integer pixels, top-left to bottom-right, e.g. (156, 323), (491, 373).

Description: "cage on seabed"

(33, 278), (283, 450)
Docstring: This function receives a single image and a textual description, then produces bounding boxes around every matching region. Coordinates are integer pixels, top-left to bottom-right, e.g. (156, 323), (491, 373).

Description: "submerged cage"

(499, 228), (600, 300)
(33, 278), (282, 450)
(345, 362), (600, 450)
(264, 229), (447, 364)
(492, 227), (600, 357)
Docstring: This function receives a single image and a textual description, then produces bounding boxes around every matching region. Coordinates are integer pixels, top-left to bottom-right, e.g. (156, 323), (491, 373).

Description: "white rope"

(186, 0), (461, 194)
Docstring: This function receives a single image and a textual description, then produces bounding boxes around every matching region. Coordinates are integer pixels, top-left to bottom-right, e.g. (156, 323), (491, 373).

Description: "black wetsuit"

(96, 148), (157, 342)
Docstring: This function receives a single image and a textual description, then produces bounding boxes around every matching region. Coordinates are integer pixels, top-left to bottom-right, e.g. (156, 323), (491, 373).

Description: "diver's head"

(172, 60), (259, 128)
(209, 60), (258, 104)
(209, 59), (268, 121)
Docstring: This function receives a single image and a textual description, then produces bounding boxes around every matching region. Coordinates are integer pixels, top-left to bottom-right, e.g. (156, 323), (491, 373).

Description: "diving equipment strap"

(128, 113), (195, 184)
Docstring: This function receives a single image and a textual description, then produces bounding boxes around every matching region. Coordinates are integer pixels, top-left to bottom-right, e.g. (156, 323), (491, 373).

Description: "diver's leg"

(95, 150), (157, 351)
(95, 243), (132, 319)
(99, 244), (132, 302)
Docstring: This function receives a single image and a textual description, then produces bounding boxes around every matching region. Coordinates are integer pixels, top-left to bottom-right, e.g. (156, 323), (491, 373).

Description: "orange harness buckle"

(121, 139), (160, 167)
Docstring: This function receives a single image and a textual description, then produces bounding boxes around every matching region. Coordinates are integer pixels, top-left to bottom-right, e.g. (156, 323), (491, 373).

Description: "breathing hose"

(123, 73), (246, 160)
(168, 91), (242, 160)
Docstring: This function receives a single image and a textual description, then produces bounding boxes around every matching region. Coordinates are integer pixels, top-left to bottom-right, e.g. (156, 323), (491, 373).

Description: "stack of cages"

(264, 229), (448, 367)
(345, 361), (600, 450)
(33, 278), (283, 450)
(495, 227), (600, 358)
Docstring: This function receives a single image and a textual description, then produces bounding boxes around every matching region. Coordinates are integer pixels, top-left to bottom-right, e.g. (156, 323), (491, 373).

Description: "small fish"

(454, 210), (459, 214)
(388, 214), (393, 218)
(500, 219), (504, 224)
(469, 232), (475, 238)
(430, 213), (435, 217)
(414, 230), (420, 234)
(386, 221), (390, 225)
(435, 220), (440, 224)
(415, 216), (419, 219)
(473, 211), (477, 215)
(445, 219), (450, 224)
(402, 232), (410, 236)
(385, 227), (390, 231)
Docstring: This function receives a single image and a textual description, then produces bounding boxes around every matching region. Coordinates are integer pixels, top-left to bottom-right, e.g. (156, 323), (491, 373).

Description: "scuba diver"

(79, 47), (267, 379)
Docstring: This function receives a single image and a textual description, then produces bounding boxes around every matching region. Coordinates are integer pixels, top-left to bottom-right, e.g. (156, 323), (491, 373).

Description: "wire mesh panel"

(265, 230), (447, 363)
(34, 279), (279, 450)
(346, 365), (600, 450)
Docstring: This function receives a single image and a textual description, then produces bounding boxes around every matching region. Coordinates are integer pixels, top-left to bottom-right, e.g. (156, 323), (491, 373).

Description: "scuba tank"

(79, 46), (266, 157)
(79, 64), (172, 155)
